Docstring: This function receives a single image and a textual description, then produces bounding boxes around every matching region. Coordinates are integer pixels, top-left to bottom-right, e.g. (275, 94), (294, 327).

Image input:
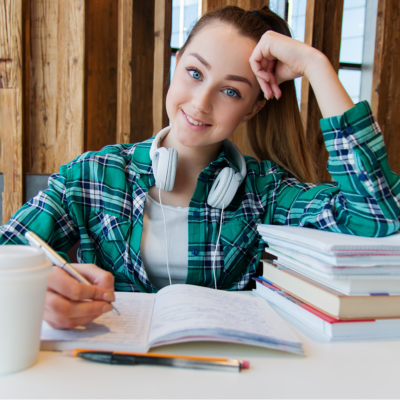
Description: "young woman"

(1, 6), (399, 329)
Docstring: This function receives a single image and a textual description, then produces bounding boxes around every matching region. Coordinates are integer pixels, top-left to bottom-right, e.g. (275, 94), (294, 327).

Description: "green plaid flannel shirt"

(1, 101), (399, 292)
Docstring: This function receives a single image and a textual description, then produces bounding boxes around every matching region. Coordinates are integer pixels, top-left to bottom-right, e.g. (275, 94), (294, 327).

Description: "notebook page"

(41, 292), (155, 352)
(148, 284), (302, 353)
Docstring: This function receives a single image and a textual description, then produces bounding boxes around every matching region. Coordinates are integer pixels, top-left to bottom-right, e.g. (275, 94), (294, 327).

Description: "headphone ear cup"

(165, 148), (178, 191)
(153, 147), (177, 191)
(208, 167), (239, 209)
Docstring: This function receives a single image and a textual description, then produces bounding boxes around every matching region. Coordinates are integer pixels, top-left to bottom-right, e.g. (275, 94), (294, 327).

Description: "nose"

(192, 85), (213, 114)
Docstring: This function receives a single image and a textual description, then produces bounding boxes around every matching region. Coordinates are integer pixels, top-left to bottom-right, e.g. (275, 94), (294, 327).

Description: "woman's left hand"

(249, 30), (322, 100)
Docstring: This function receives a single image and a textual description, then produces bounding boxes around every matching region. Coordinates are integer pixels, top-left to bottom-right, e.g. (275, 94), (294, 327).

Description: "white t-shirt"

(140, 194), (188, 289)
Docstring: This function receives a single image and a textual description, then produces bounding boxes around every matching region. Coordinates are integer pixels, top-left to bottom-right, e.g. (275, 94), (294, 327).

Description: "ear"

(175, 50), (181, 64)
(241, 98), (266, 123)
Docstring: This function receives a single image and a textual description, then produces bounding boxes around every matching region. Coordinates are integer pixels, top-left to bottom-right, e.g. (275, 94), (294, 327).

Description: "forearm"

(0, 172), (78, 252)
(274, 102), (400, 237)
(304, 51), (355, 118)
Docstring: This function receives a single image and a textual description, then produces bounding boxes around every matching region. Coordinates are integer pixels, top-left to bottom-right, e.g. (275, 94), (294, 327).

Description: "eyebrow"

(225, 74), (252, 88)
(188, 53), (253, 88)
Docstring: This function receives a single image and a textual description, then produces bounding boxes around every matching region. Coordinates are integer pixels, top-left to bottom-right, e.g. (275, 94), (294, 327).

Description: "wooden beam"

(0, 0), (23, 223)
(116, 0), (157, 144)
(29, 0), (85, 174)
(0, 90), (23, 224)
(371, 0), (400, 176)
(84, 0), (118, 152)
(203, 0), (269, 14)
(153, 0), (172, 134)
(300, 0), (344, 182)
(116, 0), (133, 144)
(127, 0), (155, 143)
(0, 0), (23, 90)
(300, 0), (315, 131)
(22, 0), (31, 184)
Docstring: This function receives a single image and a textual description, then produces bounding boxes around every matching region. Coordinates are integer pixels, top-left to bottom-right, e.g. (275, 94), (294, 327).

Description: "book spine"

(254, 283), (332, 337)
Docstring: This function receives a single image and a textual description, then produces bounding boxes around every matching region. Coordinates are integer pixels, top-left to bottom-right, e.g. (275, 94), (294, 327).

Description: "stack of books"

(255, 225), (400, 340)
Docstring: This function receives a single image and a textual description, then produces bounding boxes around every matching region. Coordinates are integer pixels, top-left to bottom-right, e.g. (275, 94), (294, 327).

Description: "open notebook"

(41, 284), (303, 355)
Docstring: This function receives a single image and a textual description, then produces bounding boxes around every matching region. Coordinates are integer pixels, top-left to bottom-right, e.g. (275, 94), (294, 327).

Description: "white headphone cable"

(159, 187), (172, 286)
(211, 204), (224, 290)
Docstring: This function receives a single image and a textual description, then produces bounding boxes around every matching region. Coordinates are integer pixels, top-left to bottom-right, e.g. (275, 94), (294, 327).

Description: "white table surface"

(1, 305), (400, 399)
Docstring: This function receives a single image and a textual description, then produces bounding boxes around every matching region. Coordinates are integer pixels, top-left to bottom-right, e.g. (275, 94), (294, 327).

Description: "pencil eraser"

(242, 360), (250, 369)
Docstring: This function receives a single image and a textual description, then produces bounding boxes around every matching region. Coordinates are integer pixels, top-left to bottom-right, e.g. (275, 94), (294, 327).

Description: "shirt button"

(192, 249), (199, 256)
(345, 126), (355, 134)
(201, 176), (207, 183)
(243, 236), (249, 242)
(193, 211), (199, 217)
(358, 173), (367, 181)
(103, 228), (109, 236)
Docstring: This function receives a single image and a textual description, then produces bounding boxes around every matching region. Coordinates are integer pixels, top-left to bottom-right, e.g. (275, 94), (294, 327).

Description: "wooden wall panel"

(131, 0), (155, 142)
(0, 90), (23, 224)
(0, 0), (23, 223)
(116, 0), (133, 144)
(300, 0), (344, 182)
(300, 0), (315, 132)
(203, 0), (269, 14)
(202, 0), (269, 158)
(371, 0), (400, 176)
(153, 0), (172, 134)
(117, 0), (155, 144)
(28, 0), (84, 174)
(22, 0), (30, 182)
(85, 0), (118, 151)
(0, 0), (23, 90)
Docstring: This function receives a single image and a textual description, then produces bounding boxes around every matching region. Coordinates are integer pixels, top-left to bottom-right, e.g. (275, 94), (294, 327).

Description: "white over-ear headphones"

(149, 126), (247, 209)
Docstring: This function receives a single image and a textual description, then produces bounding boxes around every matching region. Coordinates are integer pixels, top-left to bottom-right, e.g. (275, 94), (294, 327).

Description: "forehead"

(183, 23), (257, 75)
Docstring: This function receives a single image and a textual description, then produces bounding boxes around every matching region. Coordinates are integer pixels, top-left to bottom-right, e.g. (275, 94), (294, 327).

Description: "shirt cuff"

(320, 101), (384, 196)
(320, 101), (380, 150)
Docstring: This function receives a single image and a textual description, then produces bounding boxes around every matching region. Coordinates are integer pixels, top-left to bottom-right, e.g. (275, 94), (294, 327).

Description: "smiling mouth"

(182, 110), (211, 127)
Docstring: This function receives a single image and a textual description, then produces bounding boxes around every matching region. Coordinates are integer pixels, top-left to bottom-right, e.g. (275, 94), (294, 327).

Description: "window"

(287, 0), (307, 103)
(338, 0), (366, 104)
(171, 0), (202, 81)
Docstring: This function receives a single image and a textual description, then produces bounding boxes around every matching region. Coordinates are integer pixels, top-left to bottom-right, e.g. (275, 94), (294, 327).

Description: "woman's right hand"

(44, 263), (115, 329)
(249, 30), (354, 118)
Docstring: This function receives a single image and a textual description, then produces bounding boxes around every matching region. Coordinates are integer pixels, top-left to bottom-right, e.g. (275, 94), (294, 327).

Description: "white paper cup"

(0, 246), (53, 375)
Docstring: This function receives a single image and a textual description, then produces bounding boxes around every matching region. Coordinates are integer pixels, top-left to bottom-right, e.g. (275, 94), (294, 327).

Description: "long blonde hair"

(179, 6), (317, 183)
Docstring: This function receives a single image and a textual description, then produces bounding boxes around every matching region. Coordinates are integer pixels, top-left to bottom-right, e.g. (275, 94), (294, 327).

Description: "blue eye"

(224, 88), (240, 98)
(189, 69), (202, 80)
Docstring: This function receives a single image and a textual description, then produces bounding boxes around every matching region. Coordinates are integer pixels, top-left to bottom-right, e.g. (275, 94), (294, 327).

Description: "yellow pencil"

(63, 349), (250, 372)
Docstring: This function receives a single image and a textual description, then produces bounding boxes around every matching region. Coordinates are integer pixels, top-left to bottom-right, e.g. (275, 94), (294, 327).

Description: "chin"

(175, 129), (207, 148)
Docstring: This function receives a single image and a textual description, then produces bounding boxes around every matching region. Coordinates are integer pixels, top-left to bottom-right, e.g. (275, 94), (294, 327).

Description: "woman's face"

(166, 23), (265, 149)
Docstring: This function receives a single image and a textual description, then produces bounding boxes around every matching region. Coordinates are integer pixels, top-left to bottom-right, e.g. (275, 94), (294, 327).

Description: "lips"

(182, 110), (211, 126)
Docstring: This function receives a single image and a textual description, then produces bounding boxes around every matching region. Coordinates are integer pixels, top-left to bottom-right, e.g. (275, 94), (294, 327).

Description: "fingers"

(44, 290), (113, 329)
(48, 265), (115, 302)
(257, 76), (273, 100)
(70, 263), (115, 291)
(250, 44), (282, 100)
(255, 69), (281, 100)
(45, 263), (116, 329)
(45, 290), (112, 320)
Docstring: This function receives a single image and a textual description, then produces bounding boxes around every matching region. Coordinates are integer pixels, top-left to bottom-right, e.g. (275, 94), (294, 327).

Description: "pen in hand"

(24, 231), (120, 316)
